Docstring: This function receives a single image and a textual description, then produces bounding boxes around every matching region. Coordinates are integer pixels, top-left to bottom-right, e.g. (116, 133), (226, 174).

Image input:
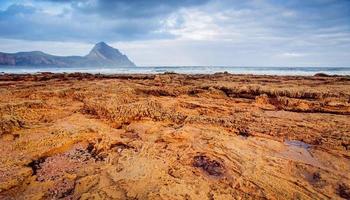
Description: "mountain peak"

(90, 42), (117, 53)
(94, 41), (109, 48)
(86, 42), (122, 60)
(84, 42), (136, 67)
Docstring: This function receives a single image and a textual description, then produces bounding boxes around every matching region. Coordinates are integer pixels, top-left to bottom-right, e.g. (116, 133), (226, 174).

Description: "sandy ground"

(0, 72), (349, 200)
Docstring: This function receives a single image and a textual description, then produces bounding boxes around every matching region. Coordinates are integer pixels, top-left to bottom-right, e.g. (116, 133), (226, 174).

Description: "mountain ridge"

(0, 42), (136, 67)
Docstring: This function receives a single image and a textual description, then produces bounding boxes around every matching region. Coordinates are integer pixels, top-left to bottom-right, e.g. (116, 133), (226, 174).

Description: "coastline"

(1, 66), (350, 76)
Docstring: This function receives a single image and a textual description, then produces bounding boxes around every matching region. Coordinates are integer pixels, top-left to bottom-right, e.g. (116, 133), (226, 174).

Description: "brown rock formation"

(0, 73), (349, 199)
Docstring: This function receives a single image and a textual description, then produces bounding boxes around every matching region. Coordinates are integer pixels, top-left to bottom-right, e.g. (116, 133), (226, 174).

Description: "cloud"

(0, 0), (209, 42)
(280, 52), (307, 58)
(1, 0), (349, 43)
(71, 0), (209, 18)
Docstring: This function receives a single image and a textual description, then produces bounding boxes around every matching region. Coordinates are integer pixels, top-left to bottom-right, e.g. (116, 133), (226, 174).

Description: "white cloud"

(163, 9), (221, 40)
(280, 52), (306, 58)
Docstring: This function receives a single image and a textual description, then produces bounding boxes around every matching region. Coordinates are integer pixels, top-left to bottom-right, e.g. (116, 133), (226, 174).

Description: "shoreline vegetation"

(0, 72), (349, 199)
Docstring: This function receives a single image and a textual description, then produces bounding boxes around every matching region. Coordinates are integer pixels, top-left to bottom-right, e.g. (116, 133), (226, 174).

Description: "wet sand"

(0, 72), (349, 199)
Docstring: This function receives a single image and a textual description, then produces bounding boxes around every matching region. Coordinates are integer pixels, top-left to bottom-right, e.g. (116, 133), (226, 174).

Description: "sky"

(0, 0), (349, 67)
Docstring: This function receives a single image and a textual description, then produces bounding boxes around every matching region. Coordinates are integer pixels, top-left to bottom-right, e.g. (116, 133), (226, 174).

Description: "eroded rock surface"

(0, 73), (349, 199)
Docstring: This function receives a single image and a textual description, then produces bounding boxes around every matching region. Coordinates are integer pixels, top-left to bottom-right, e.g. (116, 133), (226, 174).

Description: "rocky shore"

(0, 72), (349, 199)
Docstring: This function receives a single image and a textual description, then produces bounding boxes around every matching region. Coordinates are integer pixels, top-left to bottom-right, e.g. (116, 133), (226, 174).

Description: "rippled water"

(0, 66), (349, 75)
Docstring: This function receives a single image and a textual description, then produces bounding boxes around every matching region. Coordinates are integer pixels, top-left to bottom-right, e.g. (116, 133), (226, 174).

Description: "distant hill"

(0, 42), (136, 67)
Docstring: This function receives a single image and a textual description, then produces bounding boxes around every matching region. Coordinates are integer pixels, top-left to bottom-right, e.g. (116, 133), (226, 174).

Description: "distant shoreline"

(0, 66), (349, 76)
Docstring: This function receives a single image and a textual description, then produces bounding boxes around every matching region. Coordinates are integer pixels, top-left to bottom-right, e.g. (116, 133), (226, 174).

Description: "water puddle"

(285, 140), (311, 149)
(277, 140), (322, 168)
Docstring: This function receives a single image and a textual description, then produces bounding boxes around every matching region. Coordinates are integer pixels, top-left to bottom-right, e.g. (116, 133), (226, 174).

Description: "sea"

(0, 66), (349, 76)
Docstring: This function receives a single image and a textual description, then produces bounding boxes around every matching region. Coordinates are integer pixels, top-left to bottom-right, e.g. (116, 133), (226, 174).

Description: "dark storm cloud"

(35, 0), (210, 19)
(72, 0), (209, 18)
(0, 0), (208, 42)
